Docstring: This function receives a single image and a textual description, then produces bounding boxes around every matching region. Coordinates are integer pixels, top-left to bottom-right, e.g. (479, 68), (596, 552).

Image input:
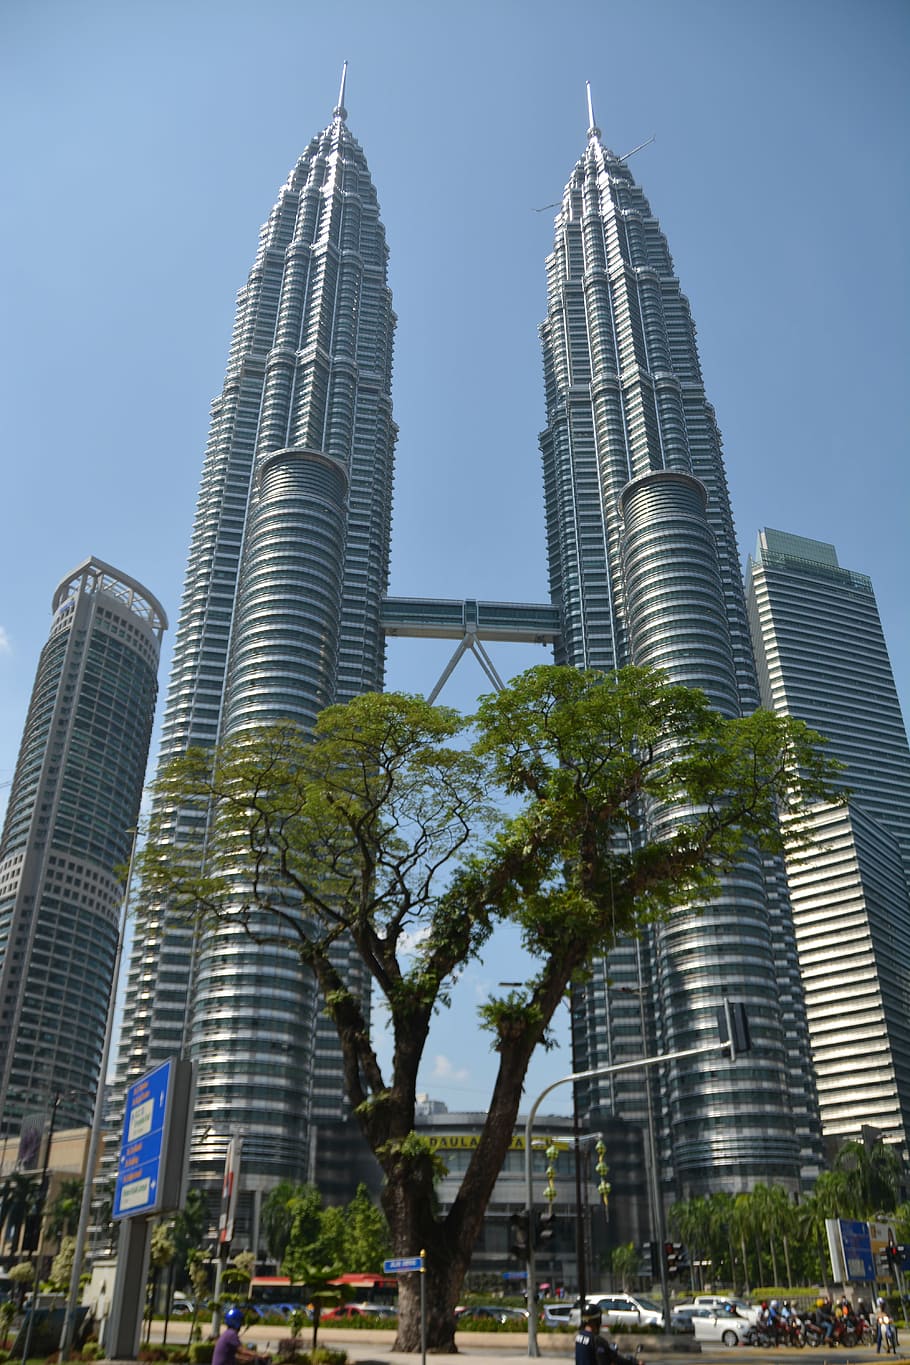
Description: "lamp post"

(523, 1015), (744, 1357)
(59, 829), (139, 1360)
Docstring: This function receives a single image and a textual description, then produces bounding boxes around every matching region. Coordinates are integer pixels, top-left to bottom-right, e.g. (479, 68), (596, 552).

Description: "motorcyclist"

(814, 1297), (834, 1343)
(213, 1306), (267, 1365)
(574, 1305), (644, 1365)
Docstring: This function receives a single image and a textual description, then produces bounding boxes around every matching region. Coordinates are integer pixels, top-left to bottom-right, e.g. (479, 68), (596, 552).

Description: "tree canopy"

(138, 663), (840, 1350)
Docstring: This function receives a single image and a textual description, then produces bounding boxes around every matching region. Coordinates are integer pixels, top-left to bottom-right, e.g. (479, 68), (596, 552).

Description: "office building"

(0, 558), (165, 1138)
(538, 91), (822, 1198)
(113, 79), (828, 1226)
(747, 529), (910, 1150)
(115, 69), (395, 1194)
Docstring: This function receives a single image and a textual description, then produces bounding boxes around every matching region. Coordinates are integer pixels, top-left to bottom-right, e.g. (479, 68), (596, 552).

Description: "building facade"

(0, 559), (165, 1137)
(747, 529), (910, 1151)
(538, 93), (822, 1198)
(114, 70), (396, 1199)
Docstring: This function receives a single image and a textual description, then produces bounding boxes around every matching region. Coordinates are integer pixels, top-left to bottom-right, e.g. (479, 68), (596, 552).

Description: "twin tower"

(115, 74), (821, 1212)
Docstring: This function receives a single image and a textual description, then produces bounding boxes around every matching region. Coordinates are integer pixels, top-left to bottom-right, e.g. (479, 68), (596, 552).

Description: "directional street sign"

(113, 1060), (174, 1219)
(383, 1256), (424, 1273)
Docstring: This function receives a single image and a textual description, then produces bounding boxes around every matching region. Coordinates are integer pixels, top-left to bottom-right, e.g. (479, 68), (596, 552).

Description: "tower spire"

(585, 80), (601, 141)
(334, 60), (348, 122)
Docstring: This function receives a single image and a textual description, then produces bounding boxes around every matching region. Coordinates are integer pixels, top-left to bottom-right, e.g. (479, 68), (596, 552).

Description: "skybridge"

(381, 596), (561, 701)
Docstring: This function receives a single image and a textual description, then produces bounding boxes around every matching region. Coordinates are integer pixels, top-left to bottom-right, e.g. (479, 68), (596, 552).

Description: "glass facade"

(0, 559), (164, 1136)
(747, 530), (910, 1152)
(115, 76), (395, 1186)
(539, 100), (821, 1196)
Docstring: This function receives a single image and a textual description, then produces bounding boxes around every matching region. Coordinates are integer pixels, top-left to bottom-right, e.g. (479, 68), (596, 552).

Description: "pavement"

(137, 1322), (910, 1365)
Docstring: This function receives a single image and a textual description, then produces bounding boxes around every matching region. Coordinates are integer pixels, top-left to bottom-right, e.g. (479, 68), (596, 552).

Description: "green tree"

(611, 1242), (639, 1292)
(6, 1260), (36, 1306)
(47, 1235), (77, 1291)
(0, 1172), (42, 1254)
(833, 1138), (901, 1217)
(47, 1179), (83, 1243)
(137, 664), (839, 1352)
(261, 1180), (303, 1265)
(171, 1188), (208, 1283)
(342, 1184), (390, 1271)
(146, 1222), (176, 1339)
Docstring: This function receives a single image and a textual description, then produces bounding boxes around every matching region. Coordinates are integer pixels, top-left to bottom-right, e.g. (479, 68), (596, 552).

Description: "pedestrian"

(575, 1306), (644, 1365)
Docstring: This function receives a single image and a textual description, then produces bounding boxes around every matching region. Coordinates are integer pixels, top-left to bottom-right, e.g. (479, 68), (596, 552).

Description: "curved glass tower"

(116, 70), (396, 1187)
(0, 558), (165, 1136)
(540, 91), (820, 1195)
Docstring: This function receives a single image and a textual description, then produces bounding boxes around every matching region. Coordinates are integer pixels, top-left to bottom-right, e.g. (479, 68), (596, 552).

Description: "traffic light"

(664, 1242), (680, 1276)
(509, 1211), (530, 1259)
(536, 1208), (556, 1250)
(717, 1000), (751, 1059)
(641, 1242), (660, 1278)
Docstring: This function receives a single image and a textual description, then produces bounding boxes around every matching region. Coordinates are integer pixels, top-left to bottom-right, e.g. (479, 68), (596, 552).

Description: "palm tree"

(834, 1138), (901, 1216)
(0, 1172), (42, 1255)
(731, 1193), (754, 1294)
(706, 1191), (738, 1288)
(48, 1178), (83, 1242)
(611, 1242), (639, 1292)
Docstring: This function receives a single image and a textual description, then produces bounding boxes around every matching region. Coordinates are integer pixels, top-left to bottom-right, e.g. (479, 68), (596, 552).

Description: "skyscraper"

(115, 69), (396, 1191)
(747, 529), (910, 1150)
(0, 558), (165, 1137)
(538, 91), (821, 1197)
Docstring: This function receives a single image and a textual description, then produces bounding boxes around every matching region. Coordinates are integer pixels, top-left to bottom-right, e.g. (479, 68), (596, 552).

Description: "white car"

(570, 1293), (664, 1330)
(691, 1306), (753, 1346)
(692, 1294), (759, 1323)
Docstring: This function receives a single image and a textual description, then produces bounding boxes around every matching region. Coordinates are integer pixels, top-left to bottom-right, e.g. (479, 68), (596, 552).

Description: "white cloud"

(431, 1054), (470, 1084)
(0, 627), (10, 654)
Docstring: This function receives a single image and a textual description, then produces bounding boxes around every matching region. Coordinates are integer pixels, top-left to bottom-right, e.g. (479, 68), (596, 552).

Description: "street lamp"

(523, 1006), (747, 1356)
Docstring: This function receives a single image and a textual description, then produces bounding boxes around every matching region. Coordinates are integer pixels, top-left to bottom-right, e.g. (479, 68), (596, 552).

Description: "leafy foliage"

(669, 1135), (904, 1292)
(137, 664), (841, 1350)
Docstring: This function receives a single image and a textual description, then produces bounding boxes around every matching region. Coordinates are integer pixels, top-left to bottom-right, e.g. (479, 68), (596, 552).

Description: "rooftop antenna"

(586, 80), (601, 141)
(334, 60), (348, 122)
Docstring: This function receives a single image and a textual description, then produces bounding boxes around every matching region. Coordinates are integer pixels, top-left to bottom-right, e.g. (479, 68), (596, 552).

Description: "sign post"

(106, 1059), (194, 1359)
(383, 1253), (426, 1365)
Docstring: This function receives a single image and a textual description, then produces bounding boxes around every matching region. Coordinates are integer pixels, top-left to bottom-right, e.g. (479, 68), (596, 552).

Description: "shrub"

(188, 1343), (215, 1365)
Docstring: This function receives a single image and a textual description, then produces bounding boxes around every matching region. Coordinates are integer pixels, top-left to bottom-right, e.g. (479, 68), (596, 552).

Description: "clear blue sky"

(1, 0), (907, 1115)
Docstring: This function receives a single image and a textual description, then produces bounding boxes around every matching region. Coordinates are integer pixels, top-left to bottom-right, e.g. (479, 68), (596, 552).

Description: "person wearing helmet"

(813, 1296), (834, 1343)
(213, 1307), (261, 1365)
(574, 1305), (644, 1365)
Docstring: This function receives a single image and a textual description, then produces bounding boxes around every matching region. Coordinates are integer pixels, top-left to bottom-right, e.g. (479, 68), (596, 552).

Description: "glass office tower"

(540, 94), (821, 1196)
(115, 71), (396, 1190)
(0, 558), (165, 1137)
(747, 530), (910, 1151)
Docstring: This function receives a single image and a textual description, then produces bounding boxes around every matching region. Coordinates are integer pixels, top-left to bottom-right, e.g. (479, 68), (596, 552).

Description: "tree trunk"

(740, 1233), (750, 1295)
(393, 1256), (464, 1353)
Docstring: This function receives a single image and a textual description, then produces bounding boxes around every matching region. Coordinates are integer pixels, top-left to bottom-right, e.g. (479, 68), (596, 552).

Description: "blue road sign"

(113, 1060), (173, 1219)
(383, 1256), (424, 1273)
(839, 1219), (876, 1281)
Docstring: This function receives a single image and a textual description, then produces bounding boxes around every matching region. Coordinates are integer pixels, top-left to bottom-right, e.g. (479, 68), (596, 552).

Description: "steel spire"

(334, 60), (348, 122)
(586, 81), (601, 141)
